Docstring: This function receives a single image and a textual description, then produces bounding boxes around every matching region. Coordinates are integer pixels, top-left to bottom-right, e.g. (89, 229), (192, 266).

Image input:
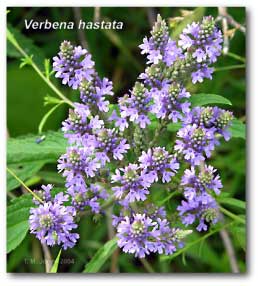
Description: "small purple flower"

(174, 124), (219, 165)
(79, 77), (113, 113)
(116, 213), (157, 258)
(109, 110), (129, 132)
(139, 147), (179, 183)
(58, 146), (101, 178)
(139, 15), (183, 67)
(191, 70), (205, 84)
(93, 128), (130, 164)
(119, 82), (152, 129)
(151, 83), (191, 122)
(192, 48), (206, 63)
(178, 34), (193, 49)
(111, 164), (153, 204)
(139, 37), (152, 54)
(147, 50), (162, 65)
(177, 192), (219, 231)
(181, 165), (223, 199)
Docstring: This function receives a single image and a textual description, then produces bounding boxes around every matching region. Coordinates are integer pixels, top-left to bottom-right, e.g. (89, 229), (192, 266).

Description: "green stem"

(149, 120), (167, 148)
(226, 52), (246, 63)
(140, 258), (155, 273)
(6, 167), (44, 203)
(38, 101), (65, 134)
(158, 190), (181, 206)
(219, 206), (245, 224)
(214, 64), (245, 72)
(7, 28), (74, 107)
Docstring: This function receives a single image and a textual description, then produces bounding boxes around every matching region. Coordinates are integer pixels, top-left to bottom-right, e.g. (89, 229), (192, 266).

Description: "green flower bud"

(174, 229), (193, 240)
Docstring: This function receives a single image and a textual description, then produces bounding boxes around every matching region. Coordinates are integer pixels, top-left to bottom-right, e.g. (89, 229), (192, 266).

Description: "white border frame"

(1, 1), (256, 286)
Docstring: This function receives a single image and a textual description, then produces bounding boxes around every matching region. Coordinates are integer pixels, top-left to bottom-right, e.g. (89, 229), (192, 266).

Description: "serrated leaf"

(7, 161), (47, 192)
(190, 93), (232, 107)
(50, 250), (62, 273)
(7, 23), (45, 70)
(7, 194), (33, 253)
(7, 131), (67, 165)
(229, 119), (246, 139)
(218, 197), (246, 210)
(83, 237), (117, 273)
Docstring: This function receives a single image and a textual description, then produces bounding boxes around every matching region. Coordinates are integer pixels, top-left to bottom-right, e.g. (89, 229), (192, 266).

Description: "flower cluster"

(118, 82), (152, 128)
(178, 16), (223, 84)
(111, 164), (153, 204)
(151, 83), (191, 122)
(28, 14), (235, 259)
(79, 76), (113, 113)
(29, 185), (79, 249)
(139, 14), (183, 67)
(177, 165), (222, 231)
(68, 183), (108, 213)
(175, 106), (233, 165)
(53, 41), (94, 89)
(139, 147), (179, 183)
(116, 213), (190, 258)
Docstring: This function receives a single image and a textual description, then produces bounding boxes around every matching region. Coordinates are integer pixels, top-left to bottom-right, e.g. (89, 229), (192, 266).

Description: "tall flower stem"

(219, 206), (245, 224)
(41, 242), (53, 273)
(149, 120), (167, 148)
(140, 258), (155, 273)
(214, 64), (245, 72)
(219, 228), (239, 273)
(7, 167), (44, 203)
(7, 28), (74, 107)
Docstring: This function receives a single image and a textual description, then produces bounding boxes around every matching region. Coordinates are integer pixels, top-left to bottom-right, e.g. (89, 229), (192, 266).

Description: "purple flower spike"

(53, 41), (94, 89)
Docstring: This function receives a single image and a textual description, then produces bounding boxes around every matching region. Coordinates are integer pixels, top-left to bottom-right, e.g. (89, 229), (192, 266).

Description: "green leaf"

(189, 93), (232, 107)
(218, 197), (246, 210)
(167, 122), (182, 132)
(170, 7), (206, 39)
(7, 160), (47, 192)
(83, 237), (118, 273)
(7, 131), (67, 165)
(50, 250), (62, 273)
(7, 23), (45, 70)
(38, 170), (65, 185)
(7, 194), (33, 253)
(229, 119), (246, 139)
(230, 225), (246, 251)
(183, 232), (224, 271)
